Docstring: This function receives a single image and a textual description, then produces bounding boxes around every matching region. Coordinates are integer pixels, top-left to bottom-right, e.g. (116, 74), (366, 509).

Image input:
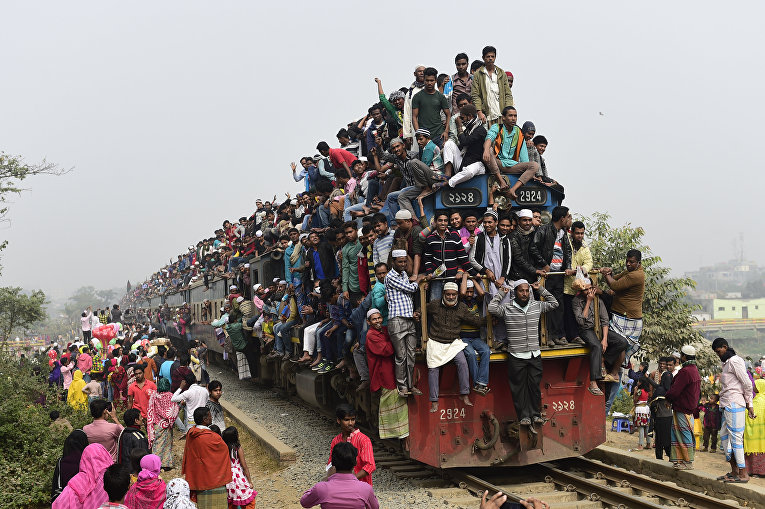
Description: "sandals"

(724, 476), (748, 483)
(716, 473), (735, 481)
(588, 386), (604, 396)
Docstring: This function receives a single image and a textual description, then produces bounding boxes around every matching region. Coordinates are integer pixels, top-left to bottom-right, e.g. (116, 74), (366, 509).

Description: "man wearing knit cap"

(425, 281), (482, 412)
(385, 249), (424, 397)
(665, 345), (701, 470)
(488, 278), (558, 430)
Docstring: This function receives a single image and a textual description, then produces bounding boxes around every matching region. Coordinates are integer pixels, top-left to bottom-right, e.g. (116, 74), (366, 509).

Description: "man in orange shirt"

(127, 364), (156, 419)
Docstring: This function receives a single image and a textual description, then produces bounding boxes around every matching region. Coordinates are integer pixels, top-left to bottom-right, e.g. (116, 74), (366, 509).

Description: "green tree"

(581, 212), (717, 374)
(0, 152), (69, 273)
(0, 353), (89, 507)
(0, 287), (47, 349)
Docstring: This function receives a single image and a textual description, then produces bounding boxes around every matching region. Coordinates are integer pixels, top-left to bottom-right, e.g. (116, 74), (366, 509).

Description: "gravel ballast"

(207, 364), (477, 508)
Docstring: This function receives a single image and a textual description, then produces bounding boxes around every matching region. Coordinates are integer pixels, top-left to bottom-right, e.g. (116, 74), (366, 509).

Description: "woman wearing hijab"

(67, 370), (88, 410)
(52, 443), (113, 509)
(51, 429), (90, 503)
(124, 454), (166, 509)
(147, 377), (179, 469)
(163, 478), (196, 509)
(745, 378), (765, 476)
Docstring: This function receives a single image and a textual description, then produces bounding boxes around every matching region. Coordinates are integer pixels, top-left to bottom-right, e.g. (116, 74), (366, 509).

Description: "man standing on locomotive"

(488, 279), (558, 431)
(600, 249), (645, 364)
(385, 249), (423, 398)
(532, 206), (577, 347)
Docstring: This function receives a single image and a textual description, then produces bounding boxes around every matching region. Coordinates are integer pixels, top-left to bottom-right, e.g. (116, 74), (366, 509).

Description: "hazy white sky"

(1, 1), (763, 298)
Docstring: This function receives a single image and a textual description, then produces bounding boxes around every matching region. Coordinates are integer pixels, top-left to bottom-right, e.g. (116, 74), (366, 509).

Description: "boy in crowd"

(327, 404), (376, 486)
(118, 409), (149, 472)
(206, 380), (226, 430)
(101, 463), (131, 509)
(702, 393), (722, 453)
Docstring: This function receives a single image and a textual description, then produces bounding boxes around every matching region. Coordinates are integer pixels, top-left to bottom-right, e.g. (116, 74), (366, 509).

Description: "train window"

(718, 307), (725, 311)
(732, 307), (736, 311)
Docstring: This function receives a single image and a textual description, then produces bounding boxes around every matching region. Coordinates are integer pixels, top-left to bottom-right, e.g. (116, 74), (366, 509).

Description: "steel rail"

(446, 470), (526, 504)
(538, 462), (666, 509)
(565, 457), (730, 509)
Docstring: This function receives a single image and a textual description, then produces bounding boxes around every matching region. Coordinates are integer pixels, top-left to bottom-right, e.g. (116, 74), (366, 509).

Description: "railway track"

(448, 457), (741, 509)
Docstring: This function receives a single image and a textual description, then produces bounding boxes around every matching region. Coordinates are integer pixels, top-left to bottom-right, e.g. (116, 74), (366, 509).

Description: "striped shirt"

(373, 231), (395, 265)
(423, 229), (475, 277)
(385, 268), (418, 318)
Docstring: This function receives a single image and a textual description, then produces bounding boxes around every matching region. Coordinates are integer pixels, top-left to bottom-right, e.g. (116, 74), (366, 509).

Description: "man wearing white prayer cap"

(488, 278), (559, 431)
(386, 249), (423, 397)
(509, 207), (544, 285)
(424, 281), (482, 412)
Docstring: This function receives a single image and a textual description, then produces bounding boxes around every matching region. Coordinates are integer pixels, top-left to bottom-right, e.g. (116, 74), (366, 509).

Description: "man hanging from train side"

(488, 279), (558, 432)
(599, 249), (645, 365)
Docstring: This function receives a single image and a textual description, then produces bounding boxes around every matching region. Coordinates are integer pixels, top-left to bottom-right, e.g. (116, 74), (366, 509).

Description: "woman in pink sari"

(124, 454), (166, 509)
(52, 443), (113, 509)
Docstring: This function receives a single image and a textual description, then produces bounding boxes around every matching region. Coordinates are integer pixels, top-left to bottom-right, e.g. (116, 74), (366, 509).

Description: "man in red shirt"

(317, 141), (356, 179)
(127, 364), (156, 419)
(327, 404), (376, 486)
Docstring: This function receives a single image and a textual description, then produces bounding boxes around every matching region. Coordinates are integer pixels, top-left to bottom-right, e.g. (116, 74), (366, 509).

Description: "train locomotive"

(133, 172), (607, 469)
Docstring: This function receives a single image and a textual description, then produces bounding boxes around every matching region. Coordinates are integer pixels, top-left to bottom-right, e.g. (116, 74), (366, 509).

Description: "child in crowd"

(702, 393), (722, 452)
(101, 463), (131, 509)
(633, 379), (651, 449)
(128, 448), (149, 484)
(222, 426), (256, 509)
(206, 380), (226, 430)
(327, 404), (376, 485)
(82, 371), (103, 403)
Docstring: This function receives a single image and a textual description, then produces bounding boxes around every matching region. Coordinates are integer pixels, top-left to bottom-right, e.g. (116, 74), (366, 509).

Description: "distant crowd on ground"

(621, 337), (765, 484)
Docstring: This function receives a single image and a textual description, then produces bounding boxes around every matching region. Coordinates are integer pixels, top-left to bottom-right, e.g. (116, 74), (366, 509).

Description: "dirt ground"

(603, 420), (765, 486)
(158, 419), (299, 506)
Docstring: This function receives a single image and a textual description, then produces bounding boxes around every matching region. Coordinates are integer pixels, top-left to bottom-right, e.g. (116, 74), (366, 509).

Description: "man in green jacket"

(341, 221), (363, 303)
(471, 45), (514, 125)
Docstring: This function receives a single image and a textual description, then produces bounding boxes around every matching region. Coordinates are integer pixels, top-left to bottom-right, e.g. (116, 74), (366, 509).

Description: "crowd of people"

(622, 338), (765, 484)
(49, 322), (259, 508)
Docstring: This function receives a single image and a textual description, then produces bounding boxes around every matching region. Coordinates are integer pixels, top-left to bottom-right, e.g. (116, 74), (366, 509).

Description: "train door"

(743, 306), (749, 319)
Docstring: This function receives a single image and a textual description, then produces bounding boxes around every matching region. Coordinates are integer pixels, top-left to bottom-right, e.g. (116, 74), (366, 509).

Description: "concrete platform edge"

(221, 400), (296, 465)
(586, 444), (765, 507)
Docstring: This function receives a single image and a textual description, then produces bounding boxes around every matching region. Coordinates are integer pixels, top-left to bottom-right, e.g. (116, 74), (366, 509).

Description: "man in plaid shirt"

(385, 249), (424, 397)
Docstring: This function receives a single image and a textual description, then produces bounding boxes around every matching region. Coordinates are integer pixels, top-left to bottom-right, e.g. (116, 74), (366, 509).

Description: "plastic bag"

(571, 266), (590, 291)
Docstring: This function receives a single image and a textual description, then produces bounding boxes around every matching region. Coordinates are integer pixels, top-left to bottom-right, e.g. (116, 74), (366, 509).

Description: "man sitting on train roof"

(483, 106), (540, 201)
(425, 281), (481, 412)
(488, 279), (558, 431)
(442, 103), (487, 188)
